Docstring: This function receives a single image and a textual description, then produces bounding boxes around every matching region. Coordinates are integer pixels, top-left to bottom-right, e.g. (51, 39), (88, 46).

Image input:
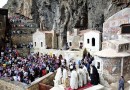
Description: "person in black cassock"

(90, 64), (100, 85)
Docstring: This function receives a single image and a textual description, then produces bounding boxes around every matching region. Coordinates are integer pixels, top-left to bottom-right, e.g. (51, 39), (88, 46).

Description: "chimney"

(73, 28), (79, 36)
(67, 31), (70, 37)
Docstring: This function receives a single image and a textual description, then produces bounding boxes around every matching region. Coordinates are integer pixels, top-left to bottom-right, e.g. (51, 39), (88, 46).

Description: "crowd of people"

(9, 13), (36, 28)
(54, 52), (100, 89)
(0, 47), (64, 84)
(0, 45), (100, 89)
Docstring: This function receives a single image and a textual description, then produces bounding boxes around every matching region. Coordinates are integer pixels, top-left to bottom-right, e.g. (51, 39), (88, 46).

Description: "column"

(121, 57), (124, 76)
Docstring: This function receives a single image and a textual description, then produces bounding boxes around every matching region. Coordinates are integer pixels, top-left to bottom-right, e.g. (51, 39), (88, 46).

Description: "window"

(79, 42), (83, 49)
(41, 42), (43, 47)
(92, 38), (95, 46)
(121, 25), (130, 34)
(125, 44), (129, 50)
(69, 42), (72, 46)
(97, 62), (100, 69)
(87, 39), (89, 44)
(119, 45), (123, 52)
(34, 42), (36, 46)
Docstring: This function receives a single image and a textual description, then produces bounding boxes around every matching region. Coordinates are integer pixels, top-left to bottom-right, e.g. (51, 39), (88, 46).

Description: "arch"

(92, 38), (95, 46)
(41, 42), (43, 47)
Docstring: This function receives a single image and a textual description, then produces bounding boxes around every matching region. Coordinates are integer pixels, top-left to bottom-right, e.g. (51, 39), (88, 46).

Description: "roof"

(105, 8), (130, 22)
(78, 30), (88, 36)
(94, 48), (130, 58)
(108, 39), (130, 45)
(34, 29), (53, 35)
(120, 23), (130, 27)
(83, 29), (101, 35)
(68, 29), (100, 36)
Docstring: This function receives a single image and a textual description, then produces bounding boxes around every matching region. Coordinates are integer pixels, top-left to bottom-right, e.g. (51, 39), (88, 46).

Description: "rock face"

(4, 0), (130, 45)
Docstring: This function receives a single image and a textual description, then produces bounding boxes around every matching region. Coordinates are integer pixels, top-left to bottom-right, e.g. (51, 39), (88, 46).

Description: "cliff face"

(4, 0), (130, 33)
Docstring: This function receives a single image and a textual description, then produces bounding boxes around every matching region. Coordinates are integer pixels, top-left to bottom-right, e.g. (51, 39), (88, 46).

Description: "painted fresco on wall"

(103, 8), (130, 41)
(123, 57), (130, 77)
(103, 58), (121, 75)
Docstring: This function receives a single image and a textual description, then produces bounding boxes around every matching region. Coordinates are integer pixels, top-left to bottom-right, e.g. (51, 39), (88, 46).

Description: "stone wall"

(0, 78), (28, 90)
(27, 72), (55, 90)
(45, 33), (52, 49)
(0, 14), (6, 46)
(123, 57), (130, 80)
(0, 72), (55, 90)
(34, 49), (83, 61)
(11, 28), (36, 45)
(12, 35), (32, 45)
(0, 15), (5, 36)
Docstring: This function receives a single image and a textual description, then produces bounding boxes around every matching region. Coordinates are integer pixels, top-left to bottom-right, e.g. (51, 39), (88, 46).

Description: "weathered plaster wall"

(83, 31), (101, 52)
(123, 57), (130, 80)
(102, 58), (121, 83)
(95, 56), (130, 88)
(103, 8), (130, 41)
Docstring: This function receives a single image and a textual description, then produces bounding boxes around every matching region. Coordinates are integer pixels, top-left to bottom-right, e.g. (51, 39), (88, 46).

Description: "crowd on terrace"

(9, 13), (36, 28)
(0, 46), (62, 84)
(0, 46), (99, 88)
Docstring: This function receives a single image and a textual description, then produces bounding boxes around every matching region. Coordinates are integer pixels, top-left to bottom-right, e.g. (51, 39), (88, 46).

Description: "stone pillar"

(121, 57), (124, 76)
(59, 34), (63, 49)
(52, 30), (57, 49)
(127, 80), (130, 90)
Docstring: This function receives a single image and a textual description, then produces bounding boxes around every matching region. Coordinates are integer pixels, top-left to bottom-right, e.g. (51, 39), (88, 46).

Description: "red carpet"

(65, 82), (93, 90)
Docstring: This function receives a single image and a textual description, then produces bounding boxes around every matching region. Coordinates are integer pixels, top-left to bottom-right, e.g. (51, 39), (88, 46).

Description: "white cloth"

(61, 59), (64, 65)
(82, 66), (88, 85)
(62, 68), (68, 82)
(55, 67), (62, 85)
(13, 76), (18, 81)
(70, 70), (78, 89)
(77, 68), (83, 87)
(24, 71), (28, 77)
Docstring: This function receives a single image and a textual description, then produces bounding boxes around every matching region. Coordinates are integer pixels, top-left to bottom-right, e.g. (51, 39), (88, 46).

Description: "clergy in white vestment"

(70, 66), (78, 89)
(55, 66), (63, 85)
(62, 66), (68, 87)
(77, 65), (83, 87)
(82, 65), (88, 85)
